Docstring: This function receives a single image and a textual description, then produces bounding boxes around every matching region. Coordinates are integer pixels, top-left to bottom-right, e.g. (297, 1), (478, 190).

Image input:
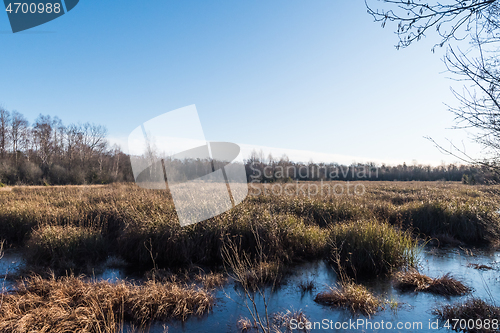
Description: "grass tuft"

(195, 272), (227, 289)
(272, 309), (311, 333)
(26, 225), (108, 274)
(467, 263), (493, 270)
(237, 309), (311, 333)
(394, 269), (433, 291)
(328, 220), (419, 277)
(428, 274), (471, 296)
(0, 275), (214, 332)
(314, 282), (380, 316)
(237, 317), (258, 332)
(394, 269), (470, 296)
(435, 298), (500, 333)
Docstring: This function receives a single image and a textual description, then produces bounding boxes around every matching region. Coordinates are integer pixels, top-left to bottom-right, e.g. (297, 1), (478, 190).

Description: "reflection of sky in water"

(2, 247), (499, 333)
(158, 248), (500, 333)
(0, 251), (23, 290)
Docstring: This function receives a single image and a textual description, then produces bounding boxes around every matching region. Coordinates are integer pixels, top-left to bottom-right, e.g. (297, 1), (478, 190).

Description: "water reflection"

(0, 250), (23, 291)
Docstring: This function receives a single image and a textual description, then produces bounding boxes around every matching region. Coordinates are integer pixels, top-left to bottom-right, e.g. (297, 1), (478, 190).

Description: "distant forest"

(245, 154), (497, 184)
(0, 108), (133, 185)
(0, 108), (496, 185)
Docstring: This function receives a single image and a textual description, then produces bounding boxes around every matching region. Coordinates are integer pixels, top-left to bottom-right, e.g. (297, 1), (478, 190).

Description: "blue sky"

(0, 0), (483, 165)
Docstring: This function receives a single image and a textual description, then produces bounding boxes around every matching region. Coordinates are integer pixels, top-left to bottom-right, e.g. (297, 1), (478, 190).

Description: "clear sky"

(0, 0), (484, 165)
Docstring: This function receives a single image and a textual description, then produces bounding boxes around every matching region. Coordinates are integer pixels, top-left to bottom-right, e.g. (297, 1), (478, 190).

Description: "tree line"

(0, 107), (494, 186)
(245, 152), (497, 184)
(0, 107), (133, 185)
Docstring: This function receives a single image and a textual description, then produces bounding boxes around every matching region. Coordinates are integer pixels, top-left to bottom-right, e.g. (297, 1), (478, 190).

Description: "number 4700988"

(444, 319), (499, 331)
(6, 2), (61, 14)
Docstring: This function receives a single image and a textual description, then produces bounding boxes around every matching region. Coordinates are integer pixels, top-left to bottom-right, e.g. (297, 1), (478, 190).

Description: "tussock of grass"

(237, 317), (258, 332)
(314, 282), (380, 316)
(429, 274), (471, 296)
(0, 275), (214, 332)
(398, 201), (500, 245)
(394, 269), (433, 291)
(328, 220), (419, 277)
(434, 298), (500, 333)
(394, 269), (470, 296)
(241, 261), (284, 288)
(126, 279), (214, 322)
(468, 263), (493, 270)
(195, 272), (227, 289)
(118, 211), (327, 271)
(272, 309), (311, 333)
(144, 267), (227, 290)
(238, 310), (310, 333)
(26, 225), (108, 274)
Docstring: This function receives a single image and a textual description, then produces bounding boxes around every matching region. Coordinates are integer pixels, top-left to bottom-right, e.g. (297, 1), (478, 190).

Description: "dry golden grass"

(237, 317), (258, 332)
(314, 282), (380, 316)
(394, 269), (433, 291)
(251, 181), (500, 245)
(1, 182), (497, 331)
(0, 181), (498, 276)
(272, 309), (311, 333)
(394, 269), (470, 296)
(428, 274), (471, 296)
(435, 298), (500, 333)
(237, 309), (310, 333)
(0, 275), (214, 333)
(328, 220), (419, 277)
(26, 225), (108, 275)
(194, 272), (227, 289)
(242, 261), (284, 288)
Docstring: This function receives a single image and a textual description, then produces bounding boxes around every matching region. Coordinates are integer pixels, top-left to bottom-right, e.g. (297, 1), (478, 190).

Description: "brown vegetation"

(272, 309), (311, 333)
(328, 220), (419, 277)
(394, 269), (470, 296)
(0, 182), (497, 330)
(26, 225), (108, 275)
(0, 275), (214, 332)
(314, 282), (380, 316)
(468, 263), (493, 271)
(237, 309), (311, 333)
(435, 298), (500, 333)
(194, 272), (227, 289)
(237, 317), (258, 332)
(0, 182), (498, 277)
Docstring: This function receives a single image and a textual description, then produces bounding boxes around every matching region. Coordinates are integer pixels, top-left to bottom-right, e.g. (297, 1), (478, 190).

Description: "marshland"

(1, 181), (500, 332)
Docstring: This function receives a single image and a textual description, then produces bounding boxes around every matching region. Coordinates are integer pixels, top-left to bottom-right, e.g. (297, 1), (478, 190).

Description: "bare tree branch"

(367, 0), (500, 50)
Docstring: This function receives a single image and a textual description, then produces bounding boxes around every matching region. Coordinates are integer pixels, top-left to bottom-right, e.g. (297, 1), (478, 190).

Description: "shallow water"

(160, 247), (500, 333)
(0, 250), (23, 291)
(2, 247), (499, 332)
